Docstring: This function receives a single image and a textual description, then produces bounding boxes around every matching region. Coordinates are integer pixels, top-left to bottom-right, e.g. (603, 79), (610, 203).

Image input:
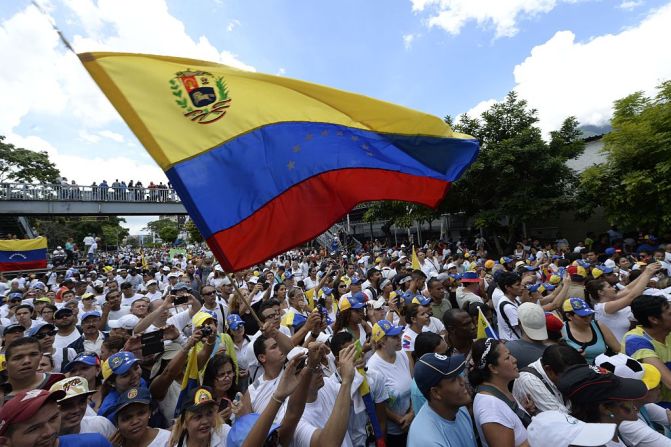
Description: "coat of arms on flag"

(169, 70), (231, 124)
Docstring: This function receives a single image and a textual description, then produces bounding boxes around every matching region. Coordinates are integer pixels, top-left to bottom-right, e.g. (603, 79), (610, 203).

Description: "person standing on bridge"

(100, 180), (109, 201)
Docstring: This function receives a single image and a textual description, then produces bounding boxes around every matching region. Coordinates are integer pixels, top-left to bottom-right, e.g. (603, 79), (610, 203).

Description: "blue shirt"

(408, 405), (477, 447)
(59, 433), (112, 447)
(410, 379), (426, 415)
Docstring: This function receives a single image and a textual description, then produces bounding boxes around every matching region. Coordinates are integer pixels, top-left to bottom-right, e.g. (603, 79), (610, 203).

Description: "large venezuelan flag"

(0, 237), (48, 271)
(80, 53), (479, 271)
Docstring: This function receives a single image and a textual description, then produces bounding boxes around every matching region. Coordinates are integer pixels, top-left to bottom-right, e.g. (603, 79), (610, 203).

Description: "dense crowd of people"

(1, 233), (671, 446)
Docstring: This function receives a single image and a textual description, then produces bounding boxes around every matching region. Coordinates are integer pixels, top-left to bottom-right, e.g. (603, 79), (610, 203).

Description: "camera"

(200, 326), (213, 338)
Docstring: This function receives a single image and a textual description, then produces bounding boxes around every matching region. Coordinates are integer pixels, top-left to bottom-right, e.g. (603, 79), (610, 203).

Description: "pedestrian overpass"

(0, 183), (187, 215)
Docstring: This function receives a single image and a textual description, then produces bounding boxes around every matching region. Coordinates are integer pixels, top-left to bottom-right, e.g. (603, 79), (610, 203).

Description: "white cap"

(372, 297), (386, 309)
(93, 280), (104, 288)
(162, 266), (170, 272)
(517, 302), (548, 341)
(167, 272), (181, 278)
(214, 264), (224, 272)
(109, 314), (140, 330)
(446, 263), (457, 270)
(247, 276), (259, 284)
(146, 280), (157, 286)
(527, 411), (616, 447)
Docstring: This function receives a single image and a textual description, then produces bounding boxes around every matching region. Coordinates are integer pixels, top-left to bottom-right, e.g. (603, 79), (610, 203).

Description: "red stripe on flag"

(0, 260), (48, 272)
(206, 168), (450, 271)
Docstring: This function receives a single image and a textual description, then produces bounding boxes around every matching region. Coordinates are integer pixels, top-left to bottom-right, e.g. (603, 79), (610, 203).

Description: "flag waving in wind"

(477, 307), (499, 340)
(80, 53), (479, 271)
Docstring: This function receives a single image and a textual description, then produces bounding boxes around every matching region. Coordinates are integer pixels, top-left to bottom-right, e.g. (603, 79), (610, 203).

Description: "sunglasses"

(35, 329), (58, 339)
(202, 291), (215, 296)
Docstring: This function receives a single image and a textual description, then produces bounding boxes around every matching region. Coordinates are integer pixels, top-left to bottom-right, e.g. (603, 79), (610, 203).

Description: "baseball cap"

(3, 323), (25, 336)
(414, 353), (466, 397)
(7, 291), (23, 301)
(446, 262), (457, 270)
(527, 410), (616, 447)
(112, 387), (151, 421)
(227, 314), (245, 331)
(0, 389), (66, 435)
(371, 319), (404, 342)
(371, 297), (386, 309)
(34, 297), (51, 304)
(350, 276), (364, 285)
(54, 307), (74, 319)
(92, 280), (105, 288)
(103, 351), (139, 381)
(227, 413), (280, 447)
(545, 312), (564, 334)
(62, 352), (101, 373)
(562, 298), (594, 317)
(500, 256), (513, 264)
(49, 376), (96, 401)
(604, 247), (616, 256)
(484, 259), (495, 269)
(339, 292), (366, 312)
(27, 321), (56, 337)
(567, 265), (587, 278)
(558, 364), (648, 405)
(146, 280), (157, 286)
(177, 386), (217, 415)
(460, 271), (480, 283)
(81, 310), (102, 321)
(517, 303), (548, 341)
(109, 314), (140, 331)
(192, 310), (217, 328)
(411, 295), (431, 306)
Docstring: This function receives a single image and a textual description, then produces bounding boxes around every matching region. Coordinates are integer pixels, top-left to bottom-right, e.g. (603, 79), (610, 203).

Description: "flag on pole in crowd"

(477, 307), (498, 340)
(174, 346), (200, 418)
(80, 52), (479, 271)
(411, 245), (421, 270)
(0, 237), (48, 271)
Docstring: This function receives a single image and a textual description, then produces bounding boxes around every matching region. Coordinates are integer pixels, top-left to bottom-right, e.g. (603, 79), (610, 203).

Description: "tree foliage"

(0, 136), (61, 183)
(366, 92), (585, 253)
(185, 219), (204, 243)
(576, 81), (671, 232)
(33, 216), (129, 248)
(146, 218), (179, 244)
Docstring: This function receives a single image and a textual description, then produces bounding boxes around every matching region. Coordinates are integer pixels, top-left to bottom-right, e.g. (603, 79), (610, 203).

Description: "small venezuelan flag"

(411, 246), (421, 270)
(0, 237), (48, 271)
(477, 307), (498, 340)
(80, 53), (479, 271)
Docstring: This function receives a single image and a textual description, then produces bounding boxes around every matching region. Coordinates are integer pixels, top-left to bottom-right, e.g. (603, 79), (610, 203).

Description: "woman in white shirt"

(168, 386), (230, 447)
(367, 319), (413, 447)
(470, 338), (529, 447)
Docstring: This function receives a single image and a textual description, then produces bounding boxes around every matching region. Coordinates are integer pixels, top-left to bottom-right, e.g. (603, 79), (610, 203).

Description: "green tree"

(576, 81), (671, 232)
(185, 219), (203, 243)
(444, 92), (583, 254)
(33, 216), (129, 249)
(158, 226), (179, 244)
(363, 92), (584, 253)
(0, 135), (61, 183)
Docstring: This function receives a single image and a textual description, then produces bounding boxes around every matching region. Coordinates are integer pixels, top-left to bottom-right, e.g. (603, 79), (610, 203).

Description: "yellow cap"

(192, 311), (217, 328)
(101, 359), (113, 380)
(642, 363), (662, 390)
(592, 267), (604, 279)
(549, 274), (561, 285)
(484, 260), (495, 269)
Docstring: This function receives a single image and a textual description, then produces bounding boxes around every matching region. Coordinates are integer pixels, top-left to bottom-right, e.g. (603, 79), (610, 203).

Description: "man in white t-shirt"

(289, 342), (357, 447)
(53, 308), (82, 350)
(495, 272), (525, 341)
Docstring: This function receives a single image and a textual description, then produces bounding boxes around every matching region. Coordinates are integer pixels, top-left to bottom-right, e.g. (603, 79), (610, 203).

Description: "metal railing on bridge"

(0, 183), (181, 203)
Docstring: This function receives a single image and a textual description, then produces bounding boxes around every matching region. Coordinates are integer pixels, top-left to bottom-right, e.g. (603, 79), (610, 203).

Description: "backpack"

(498, 300), (521, 339)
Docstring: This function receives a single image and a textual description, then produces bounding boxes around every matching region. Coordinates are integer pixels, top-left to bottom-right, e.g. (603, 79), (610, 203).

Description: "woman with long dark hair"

(470, 338), (529, 447)
(202, 354), (239, 425)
